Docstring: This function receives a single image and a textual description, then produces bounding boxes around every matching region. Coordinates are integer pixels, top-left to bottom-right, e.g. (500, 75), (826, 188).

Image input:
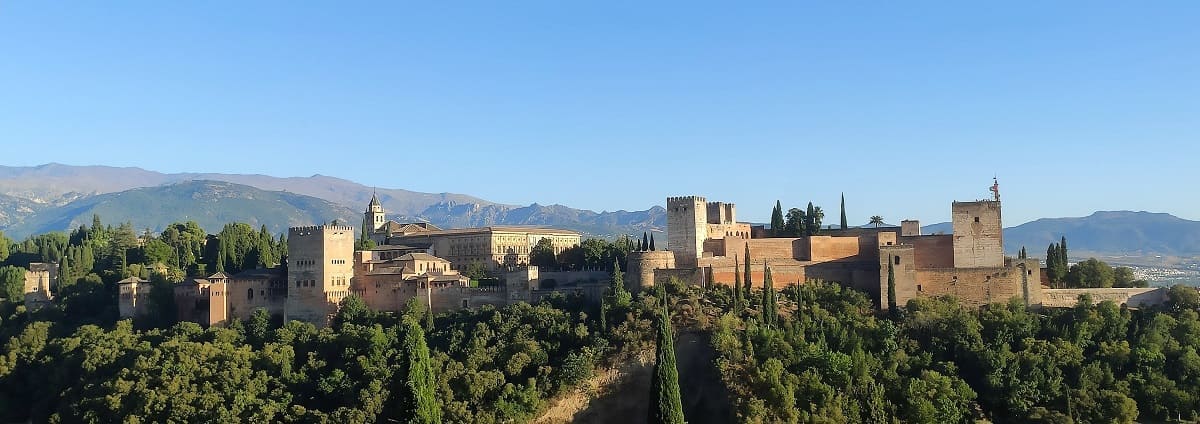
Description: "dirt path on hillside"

(533, 330), (733, 423)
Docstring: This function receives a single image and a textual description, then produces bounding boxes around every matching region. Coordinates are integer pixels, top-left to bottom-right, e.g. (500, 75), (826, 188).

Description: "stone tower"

(365, 192), (386, 232)
(286, 224), (356, 327)
(667, 196), (708, 268)
(951, 201), (1004, 268)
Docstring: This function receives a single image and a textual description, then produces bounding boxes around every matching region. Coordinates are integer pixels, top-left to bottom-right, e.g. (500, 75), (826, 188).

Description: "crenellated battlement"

(289, 224), (356, 236)
(667, 196), (706, 205)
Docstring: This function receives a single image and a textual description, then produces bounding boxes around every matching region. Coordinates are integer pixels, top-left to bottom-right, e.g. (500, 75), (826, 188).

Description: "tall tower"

(365, 191), (386, 232)
(286, 224), (356, 327)
(951, 200), (1004, 268)
(666, 196), (708, 268)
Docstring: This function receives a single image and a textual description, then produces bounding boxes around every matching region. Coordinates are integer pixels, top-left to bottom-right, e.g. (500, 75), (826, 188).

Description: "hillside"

(3, 180), (361, 238)
(409, 202), (667, 237)
(0, 193), (49, 229)
(921, 211), (1200, 256)
(0, 164), (667, 238)
(0, 163), (500, 217)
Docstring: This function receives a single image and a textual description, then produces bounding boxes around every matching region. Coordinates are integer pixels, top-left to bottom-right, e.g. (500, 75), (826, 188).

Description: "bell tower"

(365, 190), (385, 232)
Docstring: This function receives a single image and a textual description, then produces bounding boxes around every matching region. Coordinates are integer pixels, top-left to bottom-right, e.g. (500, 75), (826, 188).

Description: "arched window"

(247, 288), (254, 300)
(894, 256), (901, 265)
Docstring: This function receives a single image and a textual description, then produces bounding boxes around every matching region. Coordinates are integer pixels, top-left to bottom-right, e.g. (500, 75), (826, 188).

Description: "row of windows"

(296, 279), (317, 288)
(295, 259), (316, 266)
(331, 259), (347, 265)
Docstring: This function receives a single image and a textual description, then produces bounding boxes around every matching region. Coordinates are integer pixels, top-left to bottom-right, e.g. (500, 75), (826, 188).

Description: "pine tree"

(743, 243), (753, 301)
(770, 200), (785, 237)
(402, 318), (442, 423)
(840, 193), (848, 230)
(648, 301), (685, 424)
(887, 261), (897, 314)
(649, 234), (656, 251)
(733, 256), (744, 316)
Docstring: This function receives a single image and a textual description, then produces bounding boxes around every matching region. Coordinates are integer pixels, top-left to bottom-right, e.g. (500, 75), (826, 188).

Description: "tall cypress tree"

(770, 200), (785, 237)
(763, 265), (776, 328)
(643, 232), (650, 251)
(840, 193), (848, 230)
(805, 202), (817, 236)
(609, 257), (631, 308)
(648, 301), (685, 424)
(733, 256), (744, 316)
(403, 317), (441, 423)
(1059, 236), (1069, 267)
(743, 244), (753, 301)
(887, 260), (897, 314)
(649, 234), (656, 251)
(1046, 243), (1060, 287)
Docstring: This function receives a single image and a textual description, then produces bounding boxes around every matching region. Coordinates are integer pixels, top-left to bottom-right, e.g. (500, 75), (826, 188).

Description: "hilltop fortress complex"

(109, 184), (1170, 328)
(631, 184), (1165, 310)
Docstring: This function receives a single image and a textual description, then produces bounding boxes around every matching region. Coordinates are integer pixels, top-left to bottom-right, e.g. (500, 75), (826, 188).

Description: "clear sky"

(2, 2), (1197, 225)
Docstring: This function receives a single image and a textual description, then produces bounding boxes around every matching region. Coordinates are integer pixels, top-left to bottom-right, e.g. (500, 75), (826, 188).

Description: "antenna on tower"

(989, 176), (1000, 202)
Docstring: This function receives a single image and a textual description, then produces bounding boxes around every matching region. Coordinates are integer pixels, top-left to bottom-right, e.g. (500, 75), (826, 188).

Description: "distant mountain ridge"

(921, 211), (1200, 256)
(0, 164), (667, 238)
(0, 163), (501, 216)
(4, 181), (362, 237)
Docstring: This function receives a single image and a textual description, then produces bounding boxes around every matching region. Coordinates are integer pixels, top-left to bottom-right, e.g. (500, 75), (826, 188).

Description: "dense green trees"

(0, 266), (25, 304)
(0, 289), (654, 423)
(555, 235), (635, 271)
(529, 238), (558, 268)
(711, 281), (1200, 423)
(1042, 238), (1147, 289)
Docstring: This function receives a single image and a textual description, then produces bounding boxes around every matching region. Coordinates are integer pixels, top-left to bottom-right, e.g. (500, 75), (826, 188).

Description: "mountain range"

(0, 164), (666, 238)
(1, 164), (1197, 257)
(921, 211), (1200, 257)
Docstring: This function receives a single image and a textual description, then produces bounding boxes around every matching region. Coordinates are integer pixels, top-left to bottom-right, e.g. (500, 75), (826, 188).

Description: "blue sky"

(2, 2), (1197, 225)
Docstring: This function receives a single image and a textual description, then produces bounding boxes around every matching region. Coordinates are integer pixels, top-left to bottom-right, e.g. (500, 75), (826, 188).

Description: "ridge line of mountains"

(2, 163), (1199, 257)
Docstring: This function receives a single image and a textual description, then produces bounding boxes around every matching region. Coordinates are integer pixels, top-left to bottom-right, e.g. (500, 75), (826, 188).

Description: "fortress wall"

(911, 268), (1027, 307)
(1041, 287), (1166, 308)
(908, 235), (955, 269)
(806, 236), (862, 262)
(722, 238), (802, 263)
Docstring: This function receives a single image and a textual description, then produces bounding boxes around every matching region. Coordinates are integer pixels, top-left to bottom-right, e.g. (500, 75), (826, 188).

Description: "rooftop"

(387, 225), (580, 237)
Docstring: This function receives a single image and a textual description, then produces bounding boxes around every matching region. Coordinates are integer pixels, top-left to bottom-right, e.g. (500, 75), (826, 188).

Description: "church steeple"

(365, 189), (385, 232)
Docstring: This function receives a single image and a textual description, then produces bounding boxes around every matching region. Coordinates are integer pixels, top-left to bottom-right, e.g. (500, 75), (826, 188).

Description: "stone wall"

(952, 201), (1004, 268)
(804, 236), (862, 262)
(720, 238), (802, 263)
(903, 235), (955, 269)
(1040, 287), (1167, 308)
